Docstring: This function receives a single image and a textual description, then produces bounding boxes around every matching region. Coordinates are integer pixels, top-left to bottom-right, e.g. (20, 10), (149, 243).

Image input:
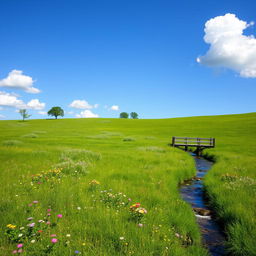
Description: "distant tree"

(19, 109), (31, 121)
(119, 112), (129, 118)
(130, 112), (138, 119)
(47, 106), (64, 119)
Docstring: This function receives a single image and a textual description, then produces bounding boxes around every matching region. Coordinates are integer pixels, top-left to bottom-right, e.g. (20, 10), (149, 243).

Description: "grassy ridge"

(0, 113), (255, 255)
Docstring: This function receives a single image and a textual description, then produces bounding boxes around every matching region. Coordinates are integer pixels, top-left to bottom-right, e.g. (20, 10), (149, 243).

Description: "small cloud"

(197, 13), (256, 78)
(110, 105), (119, 111)
(67, 111), (74, 115)
(0, 91), (25, 108)
(27, 99), (45, 110)
(76, 110), (99, 118)
(69, 99), (93, 109)
(0, 70), (40, 93)
(38, 111), (47, 115)
(0, 114), (5, 119)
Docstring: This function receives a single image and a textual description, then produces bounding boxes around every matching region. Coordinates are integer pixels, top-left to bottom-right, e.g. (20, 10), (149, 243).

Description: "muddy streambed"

(180, 153), (226, 255)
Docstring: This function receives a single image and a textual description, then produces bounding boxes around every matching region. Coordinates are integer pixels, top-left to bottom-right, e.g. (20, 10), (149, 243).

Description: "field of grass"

(0, 113), (255, 256)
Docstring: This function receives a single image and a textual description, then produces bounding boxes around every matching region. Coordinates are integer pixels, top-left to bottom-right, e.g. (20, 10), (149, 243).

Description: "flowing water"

(180, 153), (226, 255)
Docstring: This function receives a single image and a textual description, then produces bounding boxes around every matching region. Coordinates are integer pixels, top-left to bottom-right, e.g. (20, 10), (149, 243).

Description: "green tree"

(130, 112), (138, 119)
(19, 109), (31, 121)
(47, 106), (64, 119)
(119, 112), (129, 118)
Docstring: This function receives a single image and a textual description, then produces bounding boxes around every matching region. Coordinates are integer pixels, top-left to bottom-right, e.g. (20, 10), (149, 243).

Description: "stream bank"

(180, 152), (226, 256)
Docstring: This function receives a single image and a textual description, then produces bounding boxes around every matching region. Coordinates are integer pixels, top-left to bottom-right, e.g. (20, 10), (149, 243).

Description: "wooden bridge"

(171, 137), (215, 156)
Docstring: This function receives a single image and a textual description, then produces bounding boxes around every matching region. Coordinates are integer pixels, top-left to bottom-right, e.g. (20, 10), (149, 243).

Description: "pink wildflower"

(33, 201), (38, 204)
(17, 244), (23, 248)
(50, 234), (57, 237)
(12, 250), (17, 254)
(17, 249), (23, 253)
(47, 209), (51, 212)
(57, 214), (62, 218)
(51, 238), (58, 243)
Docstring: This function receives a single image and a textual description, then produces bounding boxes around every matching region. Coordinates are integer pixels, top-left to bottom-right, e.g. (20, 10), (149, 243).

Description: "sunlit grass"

(0, 113), (255, 255)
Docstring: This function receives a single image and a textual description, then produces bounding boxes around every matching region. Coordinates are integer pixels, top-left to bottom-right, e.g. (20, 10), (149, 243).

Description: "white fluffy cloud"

(0, 70), (40, 93)
(76, 110), (99, 118)
(0, 91), (45, 111)
(27, 99), (45, 110)
(110, 105), (119, 111)
(69, 100), (94, 109)
(0, 91), (25, 108)
(197, 13), (256, 78)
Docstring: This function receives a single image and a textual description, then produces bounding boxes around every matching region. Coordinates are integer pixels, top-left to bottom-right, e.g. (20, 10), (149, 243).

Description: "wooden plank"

(171, 136), (215, 148)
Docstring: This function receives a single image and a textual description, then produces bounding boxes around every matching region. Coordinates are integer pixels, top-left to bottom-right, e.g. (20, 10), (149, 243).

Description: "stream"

(180, 152), (226, 255)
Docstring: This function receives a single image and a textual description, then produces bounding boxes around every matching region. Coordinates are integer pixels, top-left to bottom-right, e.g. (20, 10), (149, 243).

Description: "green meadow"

(0, 113), (255, 256)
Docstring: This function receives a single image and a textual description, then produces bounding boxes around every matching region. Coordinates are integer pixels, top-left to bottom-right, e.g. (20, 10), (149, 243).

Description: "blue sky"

(0, 0), (255, 120)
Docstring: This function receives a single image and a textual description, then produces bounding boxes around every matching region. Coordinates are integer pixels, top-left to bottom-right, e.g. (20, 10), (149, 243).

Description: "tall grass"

(0, 113), (255, 255)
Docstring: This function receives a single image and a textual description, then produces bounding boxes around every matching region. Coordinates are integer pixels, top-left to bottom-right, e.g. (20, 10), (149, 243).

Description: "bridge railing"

(172, 137), (215, 147)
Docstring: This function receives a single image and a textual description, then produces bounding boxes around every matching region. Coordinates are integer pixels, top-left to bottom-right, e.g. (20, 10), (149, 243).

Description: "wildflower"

(47, 209), (51, 212)
(119, 237), (125, 240)
(57, 214), (63, 218)
(75, 251), (80, 254)
(38, 219), (44, 223)
(47, 213), (51, 216)
(50, 234), (57, 237)
(138, 223), (143, 228)
(77, 207), (81, 210)
(89, 179), (100, 185)
(17, 244), (23, 248)
(7, 224), (16, 229)
(20, 227), (24, 230)
(51, 238), (58, 243)
(38, 230), (43, 233)
(27, 223), (35, 228)
(18, 234), (23, 237)
(12, 250), (17, 254)
(31, 240), (36, 243)
(66, 234), (71, 237)
(27, 217), (33, 221)
(28, 203), (33, 207)
(33, 201), (38, 204)
(82, 243), (86, 246)
(46, 221), (51, 225)
(17, 249), (22, 253)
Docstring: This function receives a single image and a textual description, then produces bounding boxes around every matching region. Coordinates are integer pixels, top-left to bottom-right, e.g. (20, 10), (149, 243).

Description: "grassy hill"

(0, 113), (255, 255)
